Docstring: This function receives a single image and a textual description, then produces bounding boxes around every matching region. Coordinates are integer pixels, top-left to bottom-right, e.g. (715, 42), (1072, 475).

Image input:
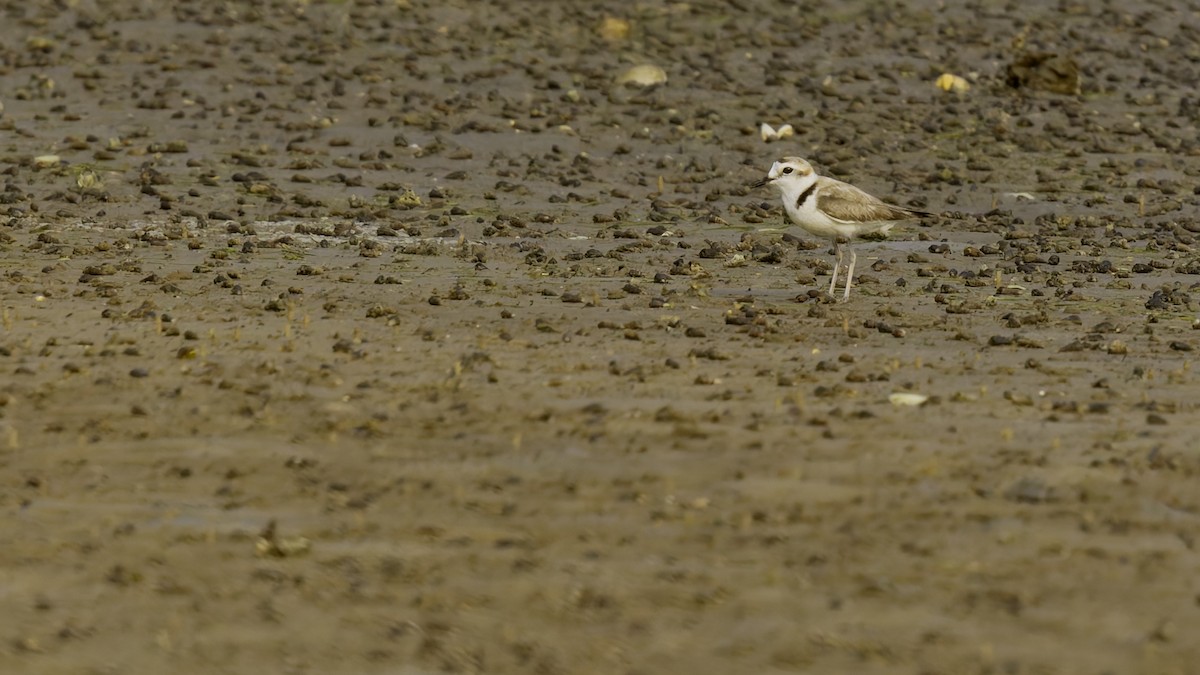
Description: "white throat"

(774, 174), (820, 221)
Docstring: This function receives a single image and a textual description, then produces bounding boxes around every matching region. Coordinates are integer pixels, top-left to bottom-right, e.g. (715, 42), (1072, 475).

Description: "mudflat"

(2, 1), (1199, 673)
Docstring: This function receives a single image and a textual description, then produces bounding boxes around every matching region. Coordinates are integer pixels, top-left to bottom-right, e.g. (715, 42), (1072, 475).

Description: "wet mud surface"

(2, 1), (1200, 673)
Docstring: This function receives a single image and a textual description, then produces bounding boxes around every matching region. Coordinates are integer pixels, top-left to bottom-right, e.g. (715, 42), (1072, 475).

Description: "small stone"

(1004, 477), (1054, 503)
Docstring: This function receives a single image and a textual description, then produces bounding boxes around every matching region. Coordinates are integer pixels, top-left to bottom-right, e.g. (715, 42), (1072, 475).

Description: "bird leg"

(841, 245), (857, 302)
(828, 241), (842, 298)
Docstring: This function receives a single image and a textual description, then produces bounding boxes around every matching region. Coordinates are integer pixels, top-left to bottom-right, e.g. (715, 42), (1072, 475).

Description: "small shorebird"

(754, 157), (930, 302)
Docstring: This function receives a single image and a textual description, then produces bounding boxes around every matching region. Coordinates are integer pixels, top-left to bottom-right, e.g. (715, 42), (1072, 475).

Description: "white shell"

(888, 392), (929, 407)
(759, 123), (794, 142)
(617, 64), (667, 88)
(936, 73), (970, 93)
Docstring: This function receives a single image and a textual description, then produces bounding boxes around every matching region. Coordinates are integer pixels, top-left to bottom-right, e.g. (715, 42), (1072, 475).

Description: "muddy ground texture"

(2, 1), (1200, 673)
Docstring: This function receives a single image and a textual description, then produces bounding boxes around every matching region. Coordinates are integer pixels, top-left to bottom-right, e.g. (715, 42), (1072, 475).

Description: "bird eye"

(782, 167), (793, 175)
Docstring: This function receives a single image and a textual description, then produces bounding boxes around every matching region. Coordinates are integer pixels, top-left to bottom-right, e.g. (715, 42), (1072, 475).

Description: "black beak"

(750, 177), (771, 189)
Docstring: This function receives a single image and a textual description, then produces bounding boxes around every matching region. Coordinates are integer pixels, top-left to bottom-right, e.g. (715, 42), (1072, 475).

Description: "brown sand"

(2, 1), (1199, 673)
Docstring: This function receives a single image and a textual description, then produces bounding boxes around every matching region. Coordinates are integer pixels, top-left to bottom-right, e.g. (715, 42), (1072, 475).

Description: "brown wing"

(816, 176), (928, 222)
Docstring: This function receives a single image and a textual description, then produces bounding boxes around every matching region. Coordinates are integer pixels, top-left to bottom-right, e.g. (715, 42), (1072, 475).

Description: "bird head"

(752, 157), (815, 191)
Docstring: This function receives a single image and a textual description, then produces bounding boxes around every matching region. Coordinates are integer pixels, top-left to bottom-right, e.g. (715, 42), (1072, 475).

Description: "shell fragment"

(617, 64), (667, 88)
(936, 73), (970, 93)
(889, 392), (929, 407)
(760, 123), (795, 142)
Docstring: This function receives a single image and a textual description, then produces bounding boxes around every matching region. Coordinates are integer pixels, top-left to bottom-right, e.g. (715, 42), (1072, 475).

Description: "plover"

(753, 157), (930, 302)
